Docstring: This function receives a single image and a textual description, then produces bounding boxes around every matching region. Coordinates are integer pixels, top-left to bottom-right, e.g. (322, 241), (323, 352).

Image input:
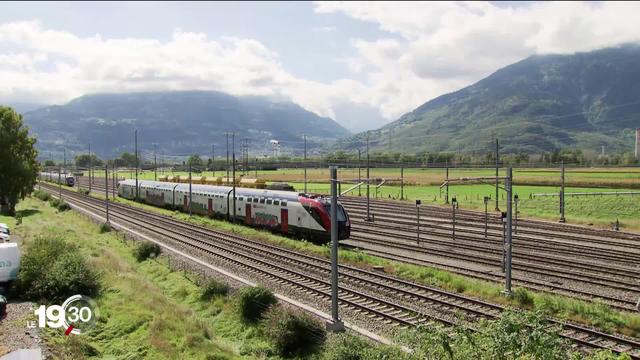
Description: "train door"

(281, 209), (288, 233)
(245, 204), (252, 224)
(208, 198), (213, 217)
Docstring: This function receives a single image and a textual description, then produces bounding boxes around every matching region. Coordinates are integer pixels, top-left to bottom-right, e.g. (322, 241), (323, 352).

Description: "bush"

(263, 305), (326, 357)
(99, 222), (111, 233)
(56, 201), (71, 212)
(324, 333), (407, 360)
(236, 286), (277, 323)
(17, 236), (100, 303)
(33, 190), (51, 201)
(49, 198), (60, 208)
(200, 279), (229, 300)
(133, 241), (161, 262)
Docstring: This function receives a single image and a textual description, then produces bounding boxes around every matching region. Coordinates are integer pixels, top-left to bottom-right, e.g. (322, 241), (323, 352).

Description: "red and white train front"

(298, 196), (351, 242)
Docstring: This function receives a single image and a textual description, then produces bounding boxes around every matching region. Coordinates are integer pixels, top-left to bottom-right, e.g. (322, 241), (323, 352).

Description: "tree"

(75, 153), (103, 168)
(187, 154), (203, 167)
(0, 107), (40, 215)
(44, 160), (55, 167)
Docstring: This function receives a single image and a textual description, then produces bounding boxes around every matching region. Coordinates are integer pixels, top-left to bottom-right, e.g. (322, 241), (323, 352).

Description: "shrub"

(133, 241), (161, 262)
(324, 333), (408, 360)
(56, 201), (71, 212)
(49, 198), (60, 208)
(99, 222), (111, 233)
(33, 190), (51, 201)
(17, 236), (100, 303)
(263, 305), (326, 357)
(200, 279), (229, 300)
(236, 286), (277, 323)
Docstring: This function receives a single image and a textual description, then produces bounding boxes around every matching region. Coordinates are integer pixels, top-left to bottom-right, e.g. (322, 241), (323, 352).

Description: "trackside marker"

(64, 325), (74, 336)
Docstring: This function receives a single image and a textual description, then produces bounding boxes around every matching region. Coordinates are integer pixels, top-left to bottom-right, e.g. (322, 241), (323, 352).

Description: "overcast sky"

(2, 1), (640, 132)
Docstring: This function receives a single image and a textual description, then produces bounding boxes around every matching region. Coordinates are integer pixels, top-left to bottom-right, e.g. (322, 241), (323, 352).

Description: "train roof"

(120, 179), (301, 202)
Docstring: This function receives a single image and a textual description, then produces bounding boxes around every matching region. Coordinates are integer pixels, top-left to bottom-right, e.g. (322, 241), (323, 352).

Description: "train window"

(253, 198), (258, 203)
(266, 199), (272, 205)
(247, 197), (252, 202)
(259, 198), (265, 204)
(273, 200), (280, 206)
(239, 197), (243, 201)
(281, 201), (287, 206)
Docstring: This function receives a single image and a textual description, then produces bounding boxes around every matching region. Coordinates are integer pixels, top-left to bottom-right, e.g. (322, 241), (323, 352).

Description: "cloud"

(314, 1), (640, 119)
(3, 2), (640, 132)
(0, 20), (347, 121)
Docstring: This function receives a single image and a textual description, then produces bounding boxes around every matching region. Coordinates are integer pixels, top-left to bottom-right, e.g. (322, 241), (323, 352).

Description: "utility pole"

(88, 144), (92, 192)
(445, 165), (449, 204)
(358, 149), (361, 196)
(63, 148), (66, 174)
(483, 196), (489, 238)
(452, 197), (457, 241)
(58, 165), (62, 200)
(211, 144), (215, 177)
(400, 167), (404, 200)
(504, 167), (513, 295)
(154, 143), (157, 181)
(112, 166), (116, 198)
(105, 163), (110, 224)
(232, 133), (237, 223)
(495, 139), (500, 211)
(365, 134), (372, 221)
(328, 166), (344, 332)
(135, 129), (139, 201)
(303, 134), (307, 194)
(188, 162), (192, 217)
(416, 200), (421, 244)
(225, 133), (230, 182)
(559, 160), (566, 223)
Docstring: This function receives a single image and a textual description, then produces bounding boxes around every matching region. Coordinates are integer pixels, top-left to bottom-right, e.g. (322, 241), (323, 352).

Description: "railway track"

(40, 182), (640, 358)
(73, 177), (640, 310)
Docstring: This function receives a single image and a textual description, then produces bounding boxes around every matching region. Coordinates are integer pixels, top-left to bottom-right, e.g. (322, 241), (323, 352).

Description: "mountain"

(21, 91), (350, 158)
(337, 45), (640, 154)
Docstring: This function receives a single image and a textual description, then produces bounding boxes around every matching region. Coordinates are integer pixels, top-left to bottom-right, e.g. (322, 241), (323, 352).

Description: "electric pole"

(358, 149), (361, 197)
(225, 133), (230, 182)
(88, 143), (92, 192)
(560, 160), (566, 223)
(232, 133), (236, 223)
(504, 167), (513, 295)
(303, 134), (307, 194)
(154, 143), (157, 181)
(135, 129), (138, 201)
(211, 144), (215, 177)
(495, 139), (500, 211)
(366, 133), (372, 221)
(105, 163), (110, 224)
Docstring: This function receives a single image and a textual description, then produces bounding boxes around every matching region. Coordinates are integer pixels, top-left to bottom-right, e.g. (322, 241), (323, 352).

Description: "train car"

(118, 179), (350, 243)
(38, 172), (75, 187)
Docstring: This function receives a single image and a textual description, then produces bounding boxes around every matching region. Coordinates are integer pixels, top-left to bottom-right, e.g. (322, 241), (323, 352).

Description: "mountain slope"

(338, 45), (640, 154)
(22, 91), (350, 158)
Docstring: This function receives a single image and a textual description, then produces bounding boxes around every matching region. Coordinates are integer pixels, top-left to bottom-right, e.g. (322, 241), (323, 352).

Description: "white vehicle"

(0, 223), (8, 233)
(0, 231), (8, 242)
(0, 243), (20, 283)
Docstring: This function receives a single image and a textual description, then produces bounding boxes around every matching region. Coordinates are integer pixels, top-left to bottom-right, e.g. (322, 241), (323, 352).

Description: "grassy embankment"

(92, 190), (640, 339)
(2, 197), (279, 359)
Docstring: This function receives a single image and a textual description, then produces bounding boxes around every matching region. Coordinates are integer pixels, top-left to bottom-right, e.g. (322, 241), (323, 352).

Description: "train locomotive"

(38, 171), (76, 187)
(118, 180), (350, 243)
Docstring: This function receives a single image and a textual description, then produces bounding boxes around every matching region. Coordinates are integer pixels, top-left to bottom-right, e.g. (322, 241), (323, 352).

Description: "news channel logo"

(30, 295), (99, 335)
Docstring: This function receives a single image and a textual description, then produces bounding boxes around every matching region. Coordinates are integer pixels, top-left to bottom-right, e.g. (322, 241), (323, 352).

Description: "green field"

(92, 167), (640, 231)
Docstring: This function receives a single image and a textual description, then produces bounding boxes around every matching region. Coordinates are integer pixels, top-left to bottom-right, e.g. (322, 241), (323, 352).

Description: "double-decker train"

(118, 180), (350, 243)
(38, 172), (76, 187)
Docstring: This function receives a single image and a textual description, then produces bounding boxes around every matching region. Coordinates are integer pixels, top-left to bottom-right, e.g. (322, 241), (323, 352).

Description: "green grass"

(7, 197), (279, 359)
(93, 191), (640, 338)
